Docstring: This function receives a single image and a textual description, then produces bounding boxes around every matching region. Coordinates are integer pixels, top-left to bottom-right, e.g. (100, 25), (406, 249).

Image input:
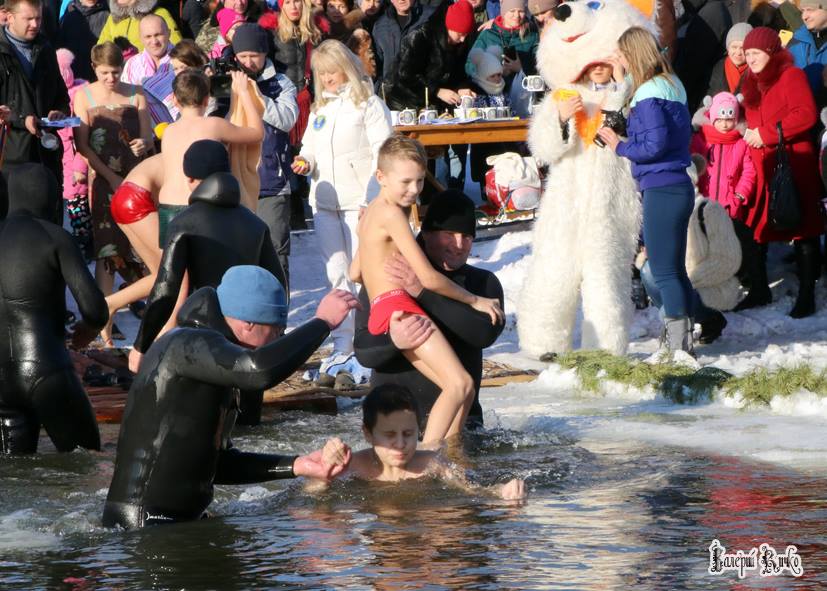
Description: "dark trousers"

(257, 194), (291, 288)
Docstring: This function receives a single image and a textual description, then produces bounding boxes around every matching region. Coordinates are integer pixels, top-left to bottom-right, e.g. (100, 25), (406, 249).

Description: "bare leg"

(402, 320), (474, 445)
(95, 259), (115, 346)
(105, 214), (163, 316)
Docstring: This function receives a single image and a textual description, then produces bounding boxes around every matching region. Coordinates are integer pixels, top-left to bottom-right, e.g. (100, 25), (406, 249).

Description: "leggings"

(642, 182), (695, 318)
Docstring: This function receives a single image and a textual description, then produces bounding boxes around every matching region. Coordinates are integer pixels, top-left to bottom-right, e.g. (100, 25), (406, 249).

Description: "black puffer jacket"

(133, 173), (287, 353)
(386, 1), (472, 111)
(372, 0), (434, 89)
(0, 30), (70, 182)
(58, 0), (110, 82)
(674, 0), (732, 112)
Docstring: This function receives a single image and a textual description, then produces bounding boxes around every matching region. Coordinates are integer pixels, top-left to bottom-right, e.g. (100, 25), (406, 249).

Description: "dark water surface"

(1, 402), (826, 590)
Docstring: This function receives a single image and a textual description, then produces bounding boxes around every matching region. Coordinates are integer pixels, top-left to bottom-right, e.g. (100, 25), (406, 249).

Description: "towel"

(228, 80), (265, 212)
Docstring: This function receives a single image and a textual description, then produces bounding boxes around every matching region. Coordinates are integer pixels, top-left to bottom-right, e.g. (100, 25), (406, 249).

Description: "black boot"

(790, 238), (819, 318)
(734, 242), (771, 311)
(698, 311), (727, 344)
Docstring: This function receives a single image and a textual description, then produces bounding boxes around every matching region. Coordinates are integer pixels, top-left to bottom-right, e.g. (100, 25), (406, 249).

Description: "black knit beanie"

(232, 24), (270, 55)
(183, 139), (231, 180)
(421, 190), (477, 238)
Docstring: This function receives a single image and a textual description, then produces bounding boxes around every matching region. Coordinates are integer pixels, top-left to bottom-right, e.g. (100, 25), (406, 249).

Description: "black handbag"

(768, 122), (802, 231)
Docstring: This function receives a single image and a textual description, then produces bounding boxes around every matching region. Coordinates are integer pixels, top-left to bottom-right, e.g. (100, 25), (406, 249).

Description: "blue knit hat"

(217, 266), (288, 325)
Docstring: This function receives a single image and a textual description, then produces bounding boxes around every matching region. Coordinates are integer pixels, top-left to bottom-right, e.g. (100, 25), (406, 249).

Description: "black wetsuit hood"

(176, 286), (236, 341)
(188, 172), (241, 208)
(6, 162), (60, 220)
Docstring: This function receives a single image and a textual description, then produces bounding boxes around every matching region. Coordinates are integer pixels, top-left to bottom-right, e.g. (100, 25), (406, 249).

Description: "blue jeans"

(642, 183), (695, 318)
(640, 261), (716, 323)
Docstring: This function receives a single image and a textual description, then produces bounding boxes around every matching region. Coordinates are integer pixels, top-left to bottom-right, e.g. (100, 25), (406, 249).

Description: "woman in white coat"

(292, 39), (393, 364)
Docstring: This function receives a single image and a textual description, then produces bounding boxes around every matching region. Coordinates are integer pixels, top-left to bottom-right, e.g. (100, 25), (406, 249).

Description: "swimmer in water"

(316, 384), (526, 500)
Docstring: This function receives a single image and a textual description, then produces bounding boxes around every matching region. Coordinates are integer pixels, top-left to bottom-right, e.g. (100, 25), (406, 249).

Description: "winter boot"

(790, 238), (819, 318)
(734, 243), (771, 311)
(698, 311), (727, 344)
(664, 316), (694, 355)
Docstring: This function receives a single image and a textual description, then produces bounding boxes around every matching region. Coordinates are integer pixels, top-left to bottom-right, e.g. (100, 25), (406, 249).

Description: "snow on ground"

(94, 223), (827, 473)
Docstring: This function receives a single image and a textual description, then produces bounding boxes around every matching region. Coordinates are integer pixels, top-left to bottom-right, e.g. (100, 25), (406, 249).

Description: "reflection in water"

(1, 410), (826, 589)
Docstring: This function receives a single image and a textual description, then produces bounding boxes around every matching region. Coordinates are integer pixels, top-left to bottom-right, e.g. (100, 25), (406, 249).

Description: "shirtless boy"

(157, 68), (263, 246)
(351, 135), (503, 444)
(320, 384), (525, 499)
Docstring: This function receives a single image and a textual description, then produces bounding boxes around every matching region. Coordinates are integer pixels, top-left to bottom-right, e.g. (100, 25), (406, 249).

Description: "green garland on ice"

(554, 351), (827, 407)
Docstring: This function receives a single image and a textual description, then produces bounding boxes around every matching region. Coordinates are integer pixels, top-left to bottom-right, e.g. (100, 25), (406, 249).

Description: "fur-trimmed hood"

(740, 49), (794, 109)
(108, 0), (158, 21)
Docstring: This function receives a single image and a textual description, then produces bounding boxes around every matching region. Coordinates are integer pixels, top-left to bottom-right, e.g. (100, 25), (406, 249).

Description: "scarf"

(701, 124), (742, 146)
(474, 76), (505, 95)
(724, 58), (747, 94)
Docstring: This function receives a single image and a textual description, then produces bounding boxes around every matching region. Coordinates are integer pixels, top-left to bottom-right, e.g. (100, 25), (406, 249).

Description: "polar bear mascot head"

(537, 0), (659, 89)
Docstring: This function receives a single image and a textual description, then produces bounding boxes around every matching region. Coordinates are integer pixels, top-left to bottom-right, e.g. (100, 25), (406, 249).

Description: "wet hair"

(617, 26), (674, 95)
(170, 39), (208, 69)
(377, 134), (427, 173)
(362, 384), (422, 432)
(91, 41), (125, 69)
(173, 68), (211, 107)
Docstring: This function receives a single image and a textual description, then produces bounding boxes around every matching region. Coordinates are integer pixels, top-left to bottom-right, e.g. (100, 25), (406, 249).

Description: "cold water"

(1, 383), (826, 590)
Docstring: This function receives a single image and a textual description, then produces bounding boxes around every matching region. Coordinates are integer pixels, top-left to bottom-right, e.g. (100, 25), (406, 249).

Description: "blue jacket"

(255, 60), (299, 197)
(616, 75), (691, 191)
(788, 25), (827, 97)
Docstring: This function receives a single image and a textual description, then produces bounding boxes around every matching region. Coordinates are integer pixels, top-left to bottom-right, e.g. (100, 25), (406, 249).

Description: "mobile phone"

(503, 47), (517, 62)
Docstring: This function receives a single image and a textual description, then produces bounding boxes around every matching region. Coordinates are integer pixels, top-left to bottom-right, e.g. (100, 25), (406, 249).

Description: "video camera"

(206, 53), (238, 99)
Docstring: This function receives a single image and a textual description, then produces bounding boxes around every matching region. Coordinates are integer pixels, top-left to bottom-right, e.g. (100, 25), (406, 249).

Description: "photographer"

(232, 23), (299, 284)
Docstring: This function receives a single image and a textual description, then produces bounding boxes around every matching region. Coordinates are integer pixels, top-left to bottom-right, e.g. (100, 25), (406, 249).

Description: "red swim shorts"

(111, 181), (156, 225)
(368, 289), (427, 336)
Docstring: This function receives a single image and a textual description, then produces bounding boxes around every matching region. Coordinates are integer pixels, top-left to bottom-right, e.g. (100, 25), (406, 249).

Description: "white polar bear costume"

(518, 0), (657, 357)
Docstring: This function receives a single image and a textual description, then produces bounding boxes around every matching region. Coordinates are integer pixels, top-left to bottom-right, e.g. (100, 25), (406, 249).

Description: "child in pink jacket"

(56, 49), (92, 258)
(691, 92), (756, 221)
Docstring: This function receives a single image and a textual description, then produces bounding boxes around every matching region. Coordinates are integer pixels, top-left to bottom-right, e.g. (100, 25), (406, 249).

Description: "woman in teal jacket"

(466, 0), (539, 86)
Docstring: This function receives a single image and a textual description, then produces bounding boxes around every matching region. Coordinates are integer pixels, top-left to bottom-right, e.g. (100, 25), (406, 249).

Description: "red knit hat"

(743, 26), (781, 56)
(445, 0), (475, 36)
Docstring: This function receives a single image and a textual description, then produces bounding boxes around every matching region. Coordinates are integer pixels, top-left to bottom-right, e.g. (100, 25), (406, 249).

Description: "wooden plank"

(481, 373), (538, 388)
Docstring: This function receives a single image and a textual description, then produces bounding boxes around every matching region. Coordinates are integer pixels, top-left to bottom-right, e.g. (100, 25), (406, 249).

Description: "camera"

(206, 53), (239, 99)
(594, 110), (627, 148)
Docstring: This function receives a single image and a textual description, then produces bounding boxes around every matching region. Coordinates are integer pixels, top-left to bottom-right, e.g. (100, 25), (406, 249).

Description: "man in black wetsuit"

(103, 265), (358, 529)
(130, 140), (287, 425)
(354, 191), (504, 428)
(0, 163), (108, 453)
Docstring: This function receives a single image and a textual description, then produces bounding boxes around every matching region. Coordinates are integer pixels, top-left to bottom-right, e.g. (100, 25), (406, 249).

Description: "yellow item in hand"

(553, 89), (580, 102)
(779, 29), (793, 47)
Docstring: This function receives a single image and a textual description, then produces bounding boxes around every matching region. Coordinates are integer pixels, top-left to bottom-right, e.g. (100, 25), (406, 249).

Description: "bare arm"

(433, 456), (526, 500)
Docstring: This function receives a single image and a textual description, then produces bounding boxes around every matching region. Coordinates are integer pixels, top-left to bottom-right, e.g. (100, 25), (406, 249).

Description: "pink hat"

(709, 91), (739, 122)
(217, 8), (246, 38)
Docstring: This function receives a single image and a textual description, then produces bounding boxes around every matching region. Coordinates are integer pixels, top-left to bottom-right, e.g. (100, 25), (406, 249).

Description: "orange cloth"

(228, 80), (265, 212)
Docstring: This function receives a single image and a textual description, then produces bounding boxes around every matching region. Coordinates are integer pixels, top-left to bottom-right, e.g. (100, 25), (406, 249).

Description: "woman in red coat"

(739, 27), (824, 318)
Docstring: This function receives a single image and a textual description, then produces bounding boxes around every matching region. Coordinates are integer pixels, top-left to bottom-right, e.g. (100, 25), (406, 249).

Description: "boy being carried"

(157, 68), (264, 247)
(320, 384), (526, 499)
(351, 136), (504, 445)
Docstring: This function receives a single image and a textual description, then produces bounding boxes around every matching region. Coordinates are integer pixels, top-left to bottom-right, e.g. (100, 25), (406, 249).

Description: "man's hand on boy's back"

(499, 478), (527, 501)
(315, 289), (362, 330)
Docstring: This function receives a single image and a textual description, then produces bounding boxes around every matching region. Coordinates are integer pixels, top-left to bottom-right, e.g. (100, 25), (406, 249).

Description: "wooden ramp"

(73, 350), (537, 425)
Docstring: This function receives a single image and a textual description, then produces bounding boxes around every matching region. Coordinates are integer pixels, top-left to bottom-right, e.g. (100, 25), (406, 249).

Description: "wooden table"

(394, 118), (529, 146)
